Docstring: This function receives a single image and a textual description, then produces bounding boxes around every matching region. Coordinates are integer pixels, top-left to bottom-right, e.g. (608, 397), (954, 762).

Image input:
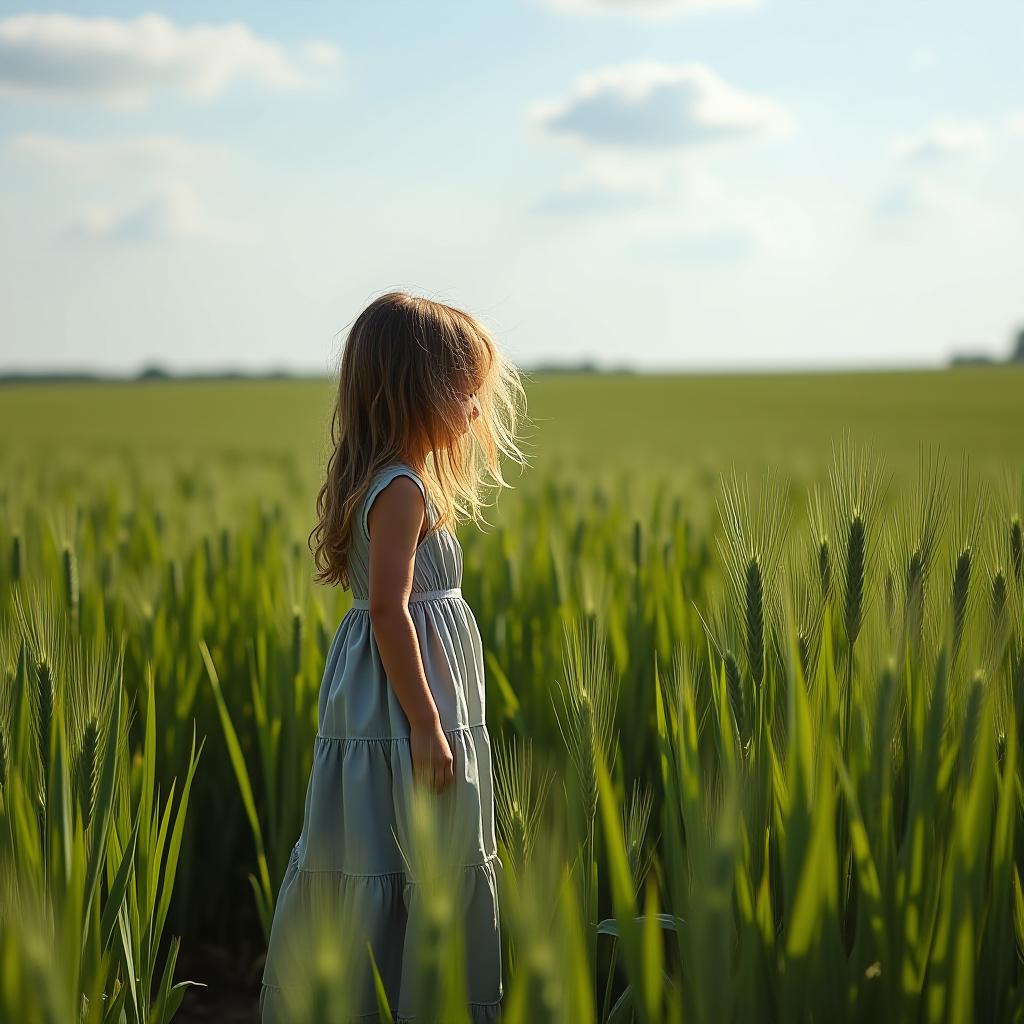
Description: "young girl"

(259, 291), (529, 1023)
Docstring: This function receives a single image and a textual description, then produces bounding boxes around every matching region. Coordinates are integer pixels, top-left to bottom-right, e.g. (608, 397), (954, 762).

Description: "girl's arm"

(366, 476), (454, 793)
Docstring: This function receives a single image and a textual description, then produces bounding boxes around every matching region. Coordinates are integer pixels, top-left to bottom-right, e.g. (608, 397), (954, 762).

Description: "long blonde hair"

(310, 291), (532, 589)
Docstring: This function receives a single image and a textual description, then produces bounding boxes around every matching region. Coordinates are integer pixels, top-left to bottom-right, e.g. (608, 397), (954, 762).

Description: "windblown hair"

(310, 291), (532, 589)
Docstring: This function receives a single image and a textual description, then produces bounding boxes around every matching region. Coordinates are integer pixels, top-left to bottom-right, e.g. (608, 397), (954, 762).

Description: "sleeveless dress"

(259, 461), (504, 1023)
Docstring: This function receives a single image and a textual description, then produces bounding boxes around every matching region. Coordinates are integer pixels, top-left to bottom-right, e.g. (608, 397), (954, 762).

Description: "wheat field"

(1, 368), (1023, 1023)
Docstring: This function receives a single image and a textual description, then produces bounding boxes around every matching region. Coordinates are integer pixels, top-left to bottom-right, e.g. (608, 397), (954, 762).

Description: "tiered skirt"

(259, 722), (504, 1023)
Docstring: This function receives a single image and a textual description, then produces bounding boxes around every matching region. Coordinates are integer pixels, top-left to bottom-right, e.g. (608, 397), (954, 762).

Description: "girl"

(259, 291), (530, 1023)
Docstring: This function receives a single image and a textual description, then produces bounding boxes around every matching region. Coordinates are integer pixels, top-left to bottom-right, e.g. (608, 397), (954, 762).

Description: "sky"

(1, 1), (1023, 375)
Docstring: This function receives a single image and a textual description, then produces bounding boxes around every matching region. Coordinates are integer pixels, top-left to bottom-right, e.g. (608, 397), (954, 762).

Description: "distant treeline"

(950, 326), (1024, 367)
(0, 367), (302, 385)
(0, 360), (630, 384)
(3, 338), (1022, 383)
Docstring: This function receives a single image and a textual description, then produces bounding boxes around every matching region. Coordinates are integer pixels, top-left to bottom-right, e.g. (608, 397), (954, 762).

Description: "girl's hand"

(410, 716), (455, 793)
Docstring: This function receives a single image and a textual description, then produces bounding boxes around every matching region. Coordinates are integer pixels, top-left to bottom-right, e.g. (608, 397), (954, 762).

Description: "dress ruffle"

(261, 727), (503, 1021)
(294, 724), (497, 875)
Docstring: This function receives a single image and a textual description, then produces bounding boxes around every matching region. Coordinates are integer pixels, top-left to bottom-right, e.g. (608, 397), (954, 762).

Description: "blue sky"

(2, 1), (1022, 374)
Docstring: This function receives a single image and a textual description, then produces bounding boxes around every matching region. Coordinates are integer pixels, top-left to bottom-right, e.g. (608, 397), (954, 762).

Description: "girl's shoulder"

(359, 461), (431, 541)
(373, 460), (426, 496)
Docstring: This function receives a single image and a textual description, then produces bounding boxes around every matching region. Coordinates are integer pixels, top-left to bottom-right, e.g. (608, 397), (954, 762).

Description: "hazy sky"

(2, 1), (1022, 374)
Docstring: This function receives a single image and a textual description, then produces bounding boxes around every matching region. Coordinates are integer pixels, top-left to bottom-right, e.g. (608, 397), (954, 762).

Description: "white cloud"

(890, 118), (990, 163)
(0, 12), (339, 107)
(541, 0), (760, 18)
(10, 132), (228, 180)
(531, 61), (795, 149)
(529, 72), (789, 261)
(66, 181), (234, 243)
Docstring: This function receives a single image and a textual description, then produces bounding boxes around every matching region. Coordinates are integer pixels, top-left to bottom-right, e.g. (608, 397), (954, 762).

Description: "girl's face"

(454, 384), (479, 436)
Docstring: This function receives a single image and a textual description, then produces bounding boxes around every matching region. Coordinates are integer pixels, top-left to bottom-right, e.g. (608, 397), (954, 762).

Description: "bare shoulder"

(366, 474), (427, 546)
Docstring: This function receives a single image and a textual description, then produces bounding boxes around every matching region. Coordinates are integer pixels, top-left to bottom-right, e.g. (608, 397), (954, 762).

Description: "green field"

(4, 365), (1023, 468)
(1, 369), (1023, 1023)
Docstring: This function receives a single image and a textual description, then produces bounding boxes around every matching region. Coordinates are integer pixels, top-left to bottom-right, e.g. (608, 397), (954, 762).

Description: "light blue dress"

(260, 461), (504, 1022)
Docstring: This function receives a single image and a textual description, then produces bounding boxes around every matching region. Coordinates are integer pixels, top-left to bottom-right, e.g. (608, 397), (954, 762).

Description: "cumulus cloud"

(529, 70), (785, 258)
(65, 181), (234, 243)
(0, 12), (339, 106)
(541, 0), (760, 18)
(890, 118), (989, 163)
(531, 61), (795, 149)
(9, 132), (228, 179)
